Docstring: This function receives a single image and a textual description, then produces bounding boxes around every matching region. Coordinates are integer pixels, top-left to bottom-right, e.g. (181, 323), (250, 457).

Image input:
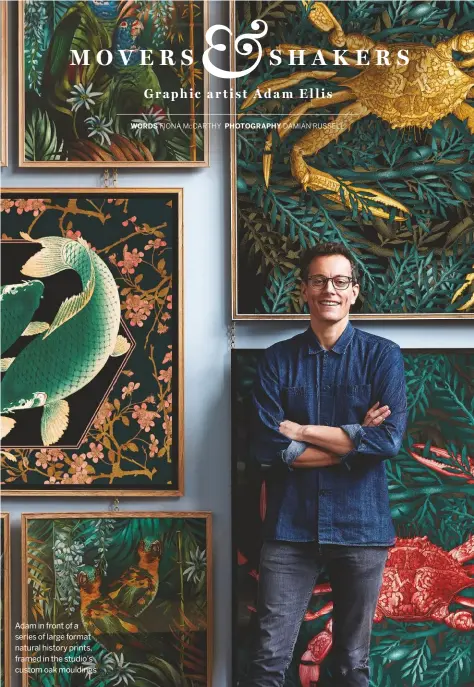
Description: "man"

(245, 242), (407, 687)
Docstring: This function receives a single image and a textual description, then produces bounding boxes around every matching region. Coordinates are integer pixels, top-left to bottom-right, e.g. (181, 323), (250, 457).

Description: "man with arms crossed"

(244, 243), (407, 687)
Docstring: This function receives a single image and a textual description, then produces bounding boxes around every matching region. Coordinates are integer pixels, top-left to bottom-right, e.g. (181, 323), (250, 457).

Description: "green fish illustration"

(0, 234), (130, 444)
(1, 280), (50, 368)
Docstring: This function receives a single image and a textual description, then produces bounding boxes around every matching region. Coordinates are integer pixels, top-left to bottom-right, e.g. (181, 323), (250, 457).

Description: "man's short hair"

(300, 243), (359, 284)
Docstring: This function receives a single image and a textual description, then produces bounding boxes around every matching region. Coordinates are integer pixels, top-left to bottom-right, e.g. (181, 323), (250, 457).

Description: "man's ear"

(301, 281), (308, 303)
(351, 283), (360, 305)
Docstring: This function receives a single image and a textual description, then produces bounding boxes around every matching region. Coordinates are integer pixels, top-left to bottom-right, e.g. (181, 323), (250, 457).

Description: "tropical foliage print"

(22, 0), (205, 164)
(24, 514), (210, 687)
(0, 192), (180, 493)
(234, 1), (474, 316)
(232, 350), (474, 687)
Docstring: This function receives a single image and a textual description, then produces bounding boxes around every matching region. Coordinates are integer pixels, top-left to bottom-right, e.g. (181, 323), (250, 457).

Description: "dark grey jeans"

(242, 540), (389, 687)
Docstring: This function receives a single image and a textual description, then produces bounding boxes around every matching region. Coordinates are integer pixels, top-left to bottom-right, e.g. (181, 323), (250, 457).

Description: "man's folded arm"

(251, 351), (337, 469)
(251, 350), (306, 468)
(339, 345), (407, 470)
(296, 345), (408, 471)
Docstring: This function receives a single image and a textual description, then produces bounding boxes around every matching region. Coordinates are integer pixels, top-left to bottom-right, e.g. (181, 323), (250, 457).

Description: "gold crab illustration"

(452, 265), (474, 311)
(240, 1), (474, 222)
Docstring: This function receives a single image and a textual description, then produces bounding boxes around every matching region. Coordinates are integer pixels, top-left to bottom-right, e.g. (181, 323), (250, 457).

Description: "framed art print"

(0, 1), (7, 167)
(230, 1), (474, 319)
(22, 512), (212, 687)
(232, 349), (474, 686)
(19, 0), (209, 167)
(1, 513), (10, 687)
(0, 189), (183, 496)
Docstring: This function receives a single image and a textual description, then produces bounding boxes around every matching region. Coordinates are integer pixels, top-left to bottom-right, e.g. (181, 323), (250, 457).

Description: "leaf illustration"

(25, 109), (64, 161)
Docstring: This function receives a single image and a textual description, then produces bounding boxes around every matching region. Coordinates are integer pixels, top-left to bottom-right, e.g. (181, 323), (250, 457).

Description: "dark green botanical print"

(0, 192), (180, 493)
(233, 1), (474, 316)
(22, 0), (205, 164)
(232, 350), (474, 687)
(25, 515), (210, 687)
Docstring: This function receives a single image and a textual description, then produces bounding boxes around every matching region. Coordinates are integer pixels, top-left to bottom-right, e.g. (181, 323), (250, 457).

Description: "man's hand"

(279, 401), (391, 443)
(363, 402), (391, 427)
(279, 420), (304, 442)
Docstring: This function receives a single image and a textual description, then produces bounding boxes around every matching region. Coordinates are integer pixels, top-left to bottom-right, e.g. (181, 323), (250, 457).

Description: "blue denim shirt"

(252, 322), (407, 546)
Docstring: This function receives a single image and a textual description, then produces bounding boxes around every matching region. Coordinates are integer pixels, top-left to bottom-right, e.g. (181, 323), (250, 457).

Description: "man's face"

(301, 254), (359, 323)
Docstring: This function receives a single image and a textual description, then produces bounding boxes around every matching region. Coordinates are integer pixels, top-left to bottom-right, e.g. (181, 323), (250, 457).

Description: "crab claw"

(263, 134), (273, 187)
(342, 183), (410, 222)
(409, 443), (474, 483)
(451, 266), (474, 311)
(299, 619), (333, 687)
(304, 601), (334, 622)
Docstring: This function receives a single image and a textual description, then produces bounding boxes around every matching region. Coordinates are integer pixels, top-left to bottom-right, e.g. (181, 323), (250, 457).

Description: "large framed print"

(19, 0), (209, 167)
(230, 1), (474, 319)
(1, 514), (11, 687)
(1, 189), (183, 496)
(232, 349), (474, 686)
(22, 512), (213, 687)
(0, 1), (7, 167)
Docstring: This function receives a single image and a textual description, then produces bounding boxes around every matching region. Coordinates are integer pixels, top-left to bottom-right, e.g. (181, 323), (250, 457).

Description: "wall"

(1, 2), (473, 686)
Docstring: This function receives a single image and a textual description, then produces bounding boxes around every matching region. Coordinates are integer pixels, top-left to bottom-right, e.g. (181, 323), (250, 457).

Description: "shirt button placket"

(319, 350), (334, 541)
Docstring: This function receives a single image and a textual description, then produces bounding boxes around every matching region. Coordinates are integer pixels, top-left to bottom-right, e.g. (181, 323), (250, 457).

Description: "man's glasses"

(307, 275), (355, 291)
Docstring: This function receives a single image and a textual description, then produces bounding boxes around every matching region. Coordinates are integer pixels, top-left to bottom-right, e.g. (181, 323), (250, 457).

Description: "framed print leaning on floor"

(1, 513), (11, 687)
(230, 0), (474, 319)
(22, 512), (212, 687)
(19, 0), (209, 167)
(232, 349), (474, 687)
(0, 189), (183, 496)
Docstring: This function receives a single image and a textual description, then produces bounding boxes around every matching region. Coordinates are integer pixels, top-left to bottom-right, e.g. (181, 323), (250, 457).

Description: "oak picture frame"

(229, 0), (474, 320)
(18, 0), (209, 168)
(1, 513), (11, 687)
(22, 512), (213, 687)
(1, 188), (184, 497)
(0, 1), (8, 167)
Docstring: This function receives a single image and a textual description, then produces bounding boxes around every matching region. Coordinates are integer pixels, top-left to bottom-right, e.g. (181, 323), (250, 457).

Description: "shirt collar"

(305, 321), (355, 356)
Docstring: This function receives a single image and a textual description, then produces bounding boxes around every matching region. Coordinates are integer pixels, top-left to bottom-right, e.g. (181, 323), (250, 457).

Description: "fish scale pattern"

(1, 242), (121, 409)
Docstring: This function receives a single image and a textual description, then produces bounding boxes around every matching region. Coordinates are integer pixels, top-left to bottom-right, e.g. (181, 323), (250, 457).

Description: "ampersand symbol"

(202, 19), (268, 79)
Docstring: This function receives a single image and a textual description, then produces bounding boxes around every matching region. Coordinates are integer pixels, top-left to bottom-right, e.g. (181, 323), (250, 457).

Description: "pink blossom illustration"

(132, 403), (159, 432)
(118, 244), (144, 275)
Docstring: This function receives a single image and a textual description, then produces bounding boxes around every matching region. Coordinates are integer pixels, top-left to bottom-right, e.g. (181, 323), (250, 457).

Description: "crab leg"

(451, 266), (474, 312)
(240, 70), (337, 111)
(409, 443), (474, 483)
(453, 595), (474, 607)
(433, 606), (474, 631)
(304, 601), (334, 621)
(444, 31), (474, 68)
(303, 1), (345, 48)
(299, 619), (333, 687)
(450, 534), (474, 565)
(454, 103), (474, 135)
(290, 100), (409, 221)
(260, 90), (354, 185)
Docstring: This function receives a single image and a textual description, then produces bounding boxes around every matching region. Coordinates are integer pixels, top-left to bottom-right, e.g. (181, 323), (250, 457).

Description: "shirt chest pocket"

(283, 387), (316, 425)
(335, 384), (372, 423)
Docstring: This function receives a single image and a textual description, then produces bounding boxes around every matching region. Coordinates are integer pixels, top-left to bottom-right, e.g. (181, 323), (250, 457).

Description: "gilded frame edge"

(1, 2), (8, 167)
(1, 513), (11, 687)
(18, 0), (210, 168)
(21, 512), (213, 687)
(229, 0), (473, 321)
(1, 188), (184, 497)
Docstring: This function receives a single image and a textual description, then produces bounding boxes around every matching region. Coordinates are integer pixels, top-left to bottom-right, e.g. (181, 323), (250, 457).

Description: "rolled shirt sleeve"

(252, 349), (307, 469)
(339, 345), (408, 471)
